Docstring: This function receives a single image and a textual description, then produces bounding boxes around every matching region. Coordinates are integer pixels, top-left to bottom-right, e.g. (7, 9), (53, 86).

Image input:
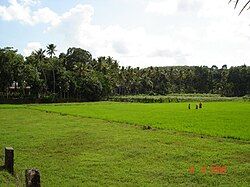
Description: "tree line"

(0, 45), (249, 102)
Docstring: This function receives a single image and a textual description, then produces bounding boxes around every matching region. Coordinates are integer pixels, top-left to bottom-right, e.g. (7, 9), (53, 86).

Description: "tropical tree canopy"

(0, 46), (249, 103)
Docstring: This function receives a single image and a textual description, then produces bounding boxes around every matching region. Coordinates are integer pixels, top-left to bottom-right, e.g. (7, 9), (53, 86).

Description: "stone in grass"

(25, 168), (41, 187)
(143, 125), (152, 130)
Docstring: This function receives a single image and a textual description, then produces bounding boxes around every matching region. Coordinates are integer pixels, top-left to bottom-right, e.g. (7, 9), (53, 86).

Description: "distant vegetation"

(0, 46), (249, 103)
(110, 94), (248, 103)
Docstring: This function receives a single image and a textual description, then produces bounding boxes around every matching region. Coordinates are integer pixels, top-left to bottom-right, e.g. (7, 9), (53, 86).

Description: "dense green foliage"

(0, 105), (249, 186)
(33, 102), (250, 140)
(0, 46), (249, 103)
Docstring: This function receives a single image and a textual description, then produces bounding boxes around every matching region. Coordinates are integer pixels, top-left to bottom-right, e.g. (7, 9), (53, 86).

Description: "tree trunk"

(53, 69), (56, 94)
(41, 67), (47, 93)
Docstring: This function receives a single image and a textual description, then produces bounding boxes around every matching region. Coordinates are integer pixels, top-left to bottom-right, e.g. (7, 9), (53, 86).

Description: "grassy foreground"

(34, 102), (250, 140)
(0, 104), (249, 186)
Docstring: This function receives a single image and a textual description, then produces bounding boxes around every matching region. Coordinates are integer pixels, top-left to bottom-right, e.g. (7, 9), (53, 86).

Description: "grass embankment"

(0, 105), (249, 186)
(33, 102), (250, 140)
(109, 94), (246, 103)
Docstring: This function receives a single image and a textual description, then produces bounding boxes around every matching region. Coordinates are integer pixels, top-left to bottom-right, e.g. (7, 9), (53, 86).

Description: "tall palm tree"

(34, 48), (48, 93)
(229, 0), (250, 15)
(35, 48), (46, 62)
(46, 44), (57, 94)
(46, 44), (57, 58)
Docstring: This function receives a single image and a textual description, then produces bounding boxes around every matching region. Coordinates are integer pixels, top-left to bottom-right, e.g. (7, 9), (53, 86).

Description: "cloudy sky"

(0, 0), (249, 68)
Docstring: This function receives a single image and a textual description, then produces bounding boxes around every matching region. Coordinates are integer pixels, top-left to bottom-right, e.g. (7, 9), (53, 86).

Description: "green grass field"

(0, 102), (250, 186)
(33, 102), (250, 140)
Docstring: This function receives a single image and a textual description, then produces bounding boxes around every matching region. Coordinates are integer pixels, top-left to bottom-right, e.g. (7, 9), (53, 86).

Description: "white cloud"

(112, 41), (129, 55)
(41, 1), (250, 67)
(0, 0), (58, 26)
(1, 0), (250, 67)
(61, 4), (94, 25)
(48, 5), (150, 65)
(20, 0), (40, 6)
(145, 0), (178, 15)
(0, 0), (33, 24)
(32, 7), (60, 26)
(23, 42), (41, 56)
(145, 0), (202, 15)
(143, 0), (250, 67)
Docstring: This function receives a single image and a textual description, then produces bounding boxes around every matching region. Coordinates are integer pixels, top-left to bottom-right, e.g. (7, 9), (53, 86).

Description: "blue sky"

(0, 0), (249, 68)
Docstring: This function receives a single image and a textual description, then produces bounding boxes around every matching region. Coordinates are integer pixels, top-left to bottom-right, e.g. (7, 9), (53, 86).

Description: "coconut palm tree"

(35, 48), (46, 62)
(46, 44), (57, 94)
(32, 48), (47, 92)
(46, 44), (57, 58)
(34, 48), (48, 93)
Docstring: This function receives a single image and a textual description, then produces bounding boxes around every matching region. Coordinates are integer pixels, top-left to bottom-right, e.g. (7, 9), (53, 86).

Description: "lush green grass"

(33, 102), (250, 140)
(0, 106), (249, 186)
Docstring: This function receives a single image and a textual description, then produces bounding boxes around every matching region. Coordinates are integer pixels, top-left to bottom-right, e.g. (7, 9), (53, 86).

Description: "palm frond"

(229, 0), (250, 14)
(239, 0), (250, 15)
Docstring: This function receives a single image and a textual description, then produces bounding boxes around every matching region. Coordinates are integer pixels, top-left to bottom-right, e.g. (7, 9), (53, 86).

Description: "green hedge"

(109, 94), (244, 103)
